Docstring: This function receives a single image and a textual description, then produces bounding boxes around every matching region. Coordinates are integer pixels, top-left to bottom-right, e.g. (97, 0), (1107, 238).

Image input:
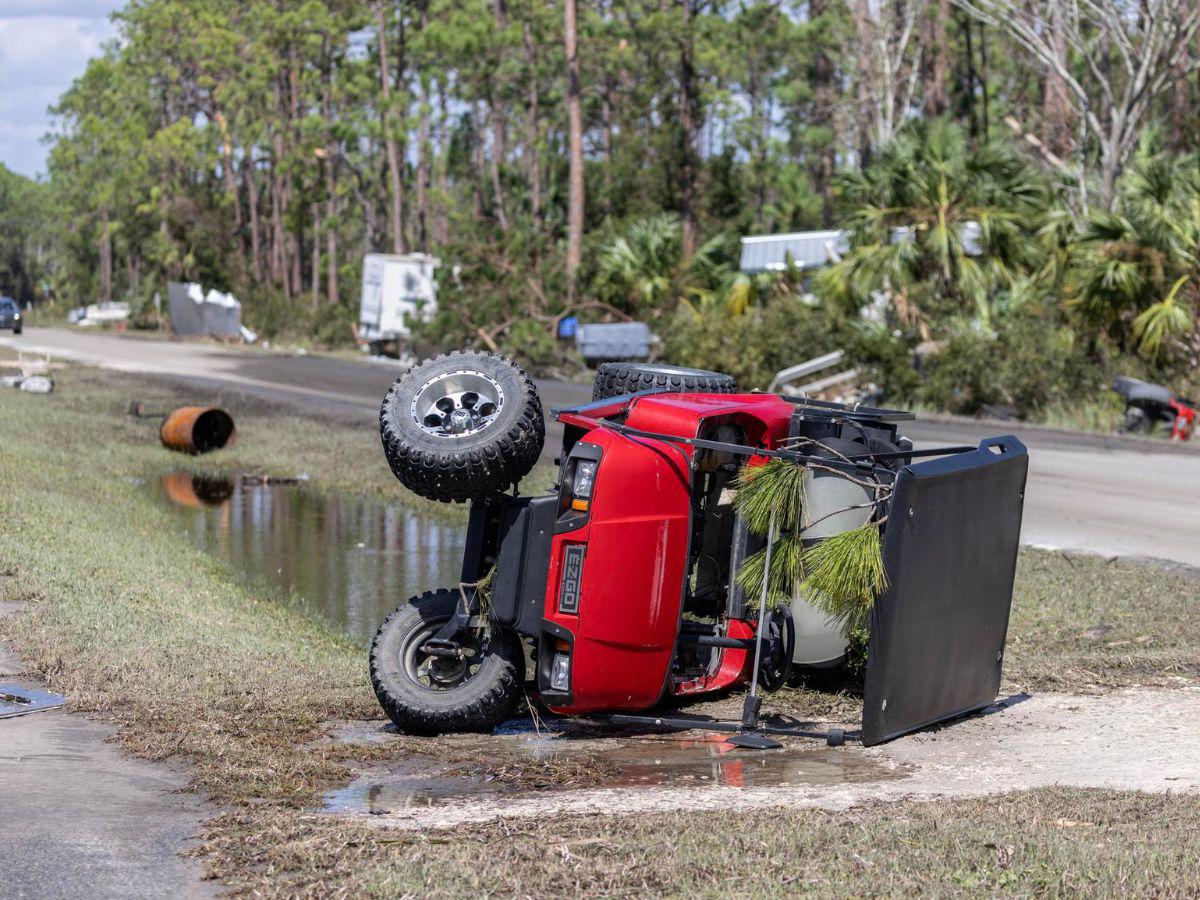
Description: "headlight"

(572, 460), (597, 499)
(560, 451), (600, 517)
(550, 652), (571, 691)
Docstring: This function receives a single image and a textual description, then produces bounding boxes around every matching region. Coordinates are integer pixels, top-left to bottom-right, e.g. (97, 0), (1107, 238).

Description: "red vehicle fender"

(541, 424), (693, 713)
(542, 391), (795, 713)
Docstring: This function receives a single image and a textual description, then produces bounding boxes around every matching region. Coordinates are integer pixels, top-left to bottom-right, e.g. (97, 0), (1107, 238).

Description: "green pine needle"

(799, 522), (887, 633)
(735, 532), (804, 610)
(732, 459), (807, 535)
(731, 460), (888, 635)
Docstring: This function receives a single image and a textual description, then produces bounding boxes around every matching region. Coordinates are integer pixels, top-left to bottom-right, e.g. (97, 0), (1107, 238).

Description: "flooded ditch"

(157, 472), (466, 646)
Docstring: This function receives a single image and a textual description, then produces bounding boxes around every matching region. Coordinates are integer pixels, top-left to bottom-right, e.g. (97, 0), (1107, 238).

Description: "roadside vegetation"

(1, 365), (1198, 895)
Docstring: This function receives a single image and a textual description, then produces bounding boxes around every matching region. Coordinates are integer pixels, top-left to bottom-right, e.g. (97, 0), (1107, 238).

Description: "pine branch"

(798, 521), (888, 633)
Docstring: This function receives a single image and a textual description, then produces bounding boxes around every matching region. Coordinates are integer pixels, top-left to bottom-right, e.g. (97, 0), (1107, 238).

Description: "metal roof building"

(739, 230), (849, 273)
(740, 222), (982, 274)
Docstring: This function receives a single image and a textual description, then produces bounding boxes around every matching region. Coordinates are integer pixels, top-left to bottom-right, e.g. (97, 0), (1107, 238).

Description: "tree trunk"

(488, 89), (510, 232)
(326, 187), (340, 296)
(924, 0), (951, 115)
(416, 74), (430, 251)
(214, 110), (242, 230)
(377, 4), (406, 254)
(99, 208), (113, 303)
(678, 0), (698, 257)
(489, 0), (510, 232)
(523, 17), (542, 228)
(1041, 2), (1072, 157)
(601, 73), (614, 220)
(809, 0), (837, 223)
(270, 142), (286, 289)
(472, 103), (487, 221)
(962, 11), (978, 138)
(244, 151), (263, 283)
(435, 79), (450, 246)
(291, 231), (302, 299)
(978, 20), (989, 138)
(311, 203), (321, 309)
(322, 38), (339, 304)
(855, 9), (875, 164)
(564, 0), (584, 293)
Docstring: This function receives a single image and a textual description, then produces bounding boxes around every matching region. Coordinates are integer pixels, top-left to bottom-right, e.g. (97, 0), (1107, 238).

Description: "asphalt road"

(6, 326), (1200, 568)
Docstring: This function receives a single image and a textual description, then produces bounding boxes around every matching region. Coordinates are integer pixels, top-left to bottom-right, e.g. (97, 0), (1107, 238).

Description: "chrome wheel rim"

(410, 370), (505, 437)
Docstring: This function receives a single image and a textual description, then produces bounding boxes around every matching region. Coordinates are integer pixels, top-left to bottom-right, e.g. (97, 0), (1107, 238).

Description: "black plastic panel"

(487, 495), (557, 635)
(862, 437), (1028, 746)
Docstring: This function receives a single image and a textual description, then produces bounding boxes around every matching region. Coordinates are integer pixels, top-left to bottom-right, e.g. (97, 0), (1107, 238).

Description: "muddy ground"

(323, 686), (1200, 832)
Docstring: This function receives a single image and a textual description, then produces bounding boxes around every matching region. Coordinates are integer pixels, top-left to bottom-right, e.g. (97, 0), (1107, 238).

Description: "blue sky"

(0, 1), (121, 179)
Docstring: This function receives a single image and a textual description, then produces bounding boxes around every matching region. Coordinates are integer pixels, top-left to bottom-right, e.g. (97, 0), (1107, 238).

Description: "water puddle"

(156, 472), (466, 646)
(324, 720), (903, 813)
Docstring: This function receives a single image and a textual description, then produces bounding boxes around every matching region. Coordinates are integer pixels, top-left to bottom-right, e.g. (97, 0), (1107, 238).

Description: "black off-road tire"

(370, 589), (524, 735)
(380, 351), (545, 503)
(591, 362), (737, 401)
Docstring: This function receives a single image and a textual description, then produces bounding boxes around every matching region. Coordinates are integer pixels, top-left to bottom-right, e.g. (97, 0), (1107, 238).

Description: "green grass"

(1, 360), (1199, 896)
(1033, 395), (1126, 434)
(201, 789), (1200, 898)
(1005, 551), (1200, 691)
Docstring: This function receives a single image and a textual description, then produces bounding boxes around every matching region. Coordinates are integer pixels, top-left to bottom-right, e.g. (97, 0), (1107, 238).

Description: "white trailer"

(359, 253), (440, 350)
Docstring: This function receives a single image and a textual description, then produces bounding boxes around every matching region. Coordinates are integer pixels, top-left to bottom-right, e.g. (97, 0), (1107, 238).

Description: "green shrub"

(660, 294), (923, 403)
(662, 296), (849, 390)
(239, 289), (357, 348)
(920, 312), (1100, 416)
(500, 319), (560, 372)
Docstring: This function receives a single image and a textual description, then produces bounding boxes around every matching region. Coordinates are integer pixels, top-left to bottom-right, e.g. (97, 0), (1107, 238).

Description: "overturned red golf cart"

(370, 352), (1027, 746)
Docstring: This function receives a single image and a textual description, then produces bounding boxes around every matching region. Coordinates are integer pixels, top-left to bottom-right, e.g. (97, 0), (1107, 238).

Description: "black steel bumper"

(462, 494), (557, 639)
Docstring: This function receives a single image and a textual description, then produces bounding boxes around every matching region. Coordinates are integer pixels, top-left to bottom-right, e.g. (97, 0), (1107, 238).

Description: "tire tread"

(380, 351), (545, 503)
(591, 362), (737, 401)
(369, 589), (523, 735)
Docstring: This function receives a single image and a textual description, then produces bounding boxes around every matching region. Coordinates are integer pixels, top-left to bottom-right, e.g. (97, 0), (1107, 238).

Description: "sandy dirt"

(332, 687), (1200, 830)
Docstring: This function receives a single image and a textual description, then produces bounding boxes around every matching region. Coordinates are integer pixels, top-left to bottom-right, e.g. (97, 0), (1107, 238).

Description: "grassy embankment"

(1, 358), (1198, 896)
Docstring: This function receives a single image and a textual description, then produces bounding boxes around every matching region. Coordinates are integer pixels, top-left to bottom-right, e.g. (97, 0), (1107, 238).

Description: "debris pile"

(1, 352), (57, 394)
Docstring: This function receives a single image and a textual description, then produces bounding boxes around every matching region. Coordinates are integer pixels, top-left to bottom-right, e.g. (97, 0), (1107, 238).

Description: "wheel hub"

(410, 369), (505, 438)
(427, 654), (469, 686)
(404, 623), (484, 693)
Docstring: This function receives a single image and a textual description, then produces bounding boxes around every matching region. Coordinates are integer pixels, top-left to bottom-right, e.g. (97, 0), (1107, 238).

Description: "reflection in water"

(324, 727), (902, 812)
(158, 473), (466, 646)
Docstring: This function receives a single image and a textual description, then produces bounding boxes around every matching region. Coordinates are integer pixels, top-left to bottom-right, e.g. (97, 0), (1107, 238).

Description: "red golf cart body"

(542, 391), (791, 712)
(469, 385), (1027, 745)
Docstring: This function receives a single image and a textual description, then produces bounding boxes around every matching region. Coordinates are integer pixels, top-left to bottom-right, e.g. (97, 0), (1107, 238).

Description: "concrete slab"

(0, 603), (216, 899)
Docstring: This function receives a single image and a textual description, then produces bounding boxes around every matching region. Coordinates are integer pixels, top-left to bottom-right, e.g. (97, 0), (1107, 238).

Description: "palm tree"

(593, 214), (733, 317)
(1068, 145), (1200, 364)
(815, 119), (1051, 335)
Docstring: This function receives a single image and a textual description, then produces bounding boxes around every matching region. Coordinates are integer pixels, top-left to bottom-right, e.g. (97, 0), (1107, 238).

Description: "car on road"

(0, 297), (22, 334)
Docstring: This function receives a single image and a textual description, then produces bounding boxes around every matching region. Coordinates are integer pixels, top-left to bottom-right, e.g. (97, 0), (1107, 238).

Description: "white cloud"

(0, 4), (121, 178)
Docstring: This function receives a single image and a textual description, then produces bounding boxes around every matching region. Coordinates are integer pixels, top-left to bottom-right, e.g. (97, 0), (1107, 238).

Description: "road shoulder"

(1, 601), (216, 900)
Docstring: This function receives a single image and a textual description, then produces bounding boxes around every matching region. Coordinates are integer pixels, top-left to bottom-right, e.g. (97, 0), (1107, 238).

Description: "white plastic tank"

(789, 456), (874, 667)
